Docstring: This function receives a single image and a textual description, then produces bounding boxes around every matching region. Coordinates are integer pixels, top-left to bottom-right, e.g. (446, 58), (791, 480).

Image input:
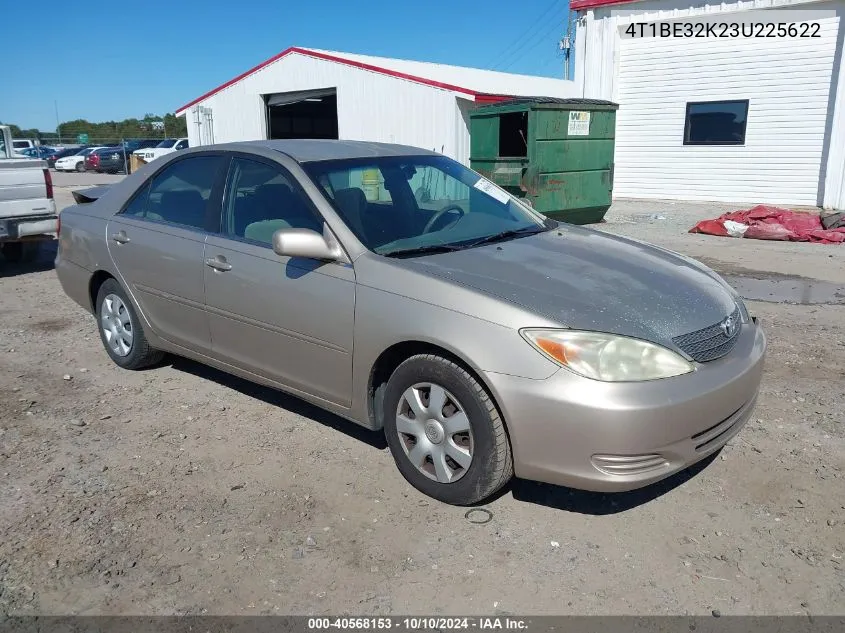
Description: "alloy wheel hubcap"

(100, 294), (134, 357)
(395, 382), (473, 483)
(424, 420), (445, 444)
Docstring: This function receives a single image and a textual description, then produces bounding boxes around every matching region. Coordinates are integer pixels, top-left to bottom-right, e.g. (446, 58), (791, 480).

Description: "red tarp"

(689, 205), (845, 244)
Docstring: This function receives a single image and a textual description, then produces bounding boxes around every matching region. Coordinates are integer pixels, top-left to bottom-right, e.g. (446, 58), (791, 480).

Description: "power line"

(498, 11), (567, 73)
(488, 0), (563, 70)
(536, 46), (565, 74)
(490, 1), (561, 70)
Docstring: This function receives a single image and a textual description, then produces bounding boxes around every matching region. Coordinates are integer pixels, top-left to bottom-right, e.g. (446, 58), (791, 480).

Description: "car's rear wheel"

(75, 161), (85, 172)
(95, 279), (164, 370)
(383, 354), (513, 505)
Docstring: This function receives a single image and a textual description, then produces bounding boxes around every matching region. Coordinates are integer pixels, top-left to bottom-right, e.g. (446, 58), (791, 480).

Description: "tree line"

(1, 113), (188, 144)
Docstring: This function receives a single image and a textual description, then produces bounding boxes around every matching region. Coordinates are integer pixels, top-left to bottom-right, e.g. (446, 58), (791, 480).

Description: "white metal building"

(176, 47), (579, 165)
(574, 0), (845, 210)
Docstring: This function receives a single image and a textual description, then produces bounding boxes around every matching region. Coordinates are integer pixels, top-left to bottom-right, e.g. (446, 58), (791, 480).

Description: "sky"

(5, 0), (573, 131)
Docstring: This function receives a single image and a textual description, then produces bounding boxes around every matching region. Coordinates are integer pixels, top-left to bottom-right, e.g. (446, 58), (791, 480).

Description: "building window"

(684, 100), (749, 146)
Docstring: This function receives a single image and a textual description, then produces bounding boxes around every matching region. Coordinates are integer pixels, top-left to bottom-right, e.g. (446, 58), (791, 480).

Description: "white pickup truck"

(0, 125), (58, 262)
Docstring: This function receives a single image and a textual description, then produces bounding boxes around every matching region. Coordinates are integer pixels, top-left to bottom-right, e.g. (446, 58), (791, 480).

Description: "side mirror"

(271, 228), (342, 261)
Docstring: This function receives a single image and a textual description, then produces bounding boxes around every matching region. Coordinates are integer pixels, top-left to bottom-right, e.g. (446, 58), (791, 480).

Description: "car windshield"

(304, 155), (549, 256)
(155, 139), (177, 148)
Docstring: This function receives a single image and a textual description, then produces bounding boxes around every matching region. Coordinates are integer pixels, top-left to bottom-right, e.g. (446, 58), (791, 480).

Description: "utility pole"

(559, 11), (575, 80)
(54, 100), (61, 143)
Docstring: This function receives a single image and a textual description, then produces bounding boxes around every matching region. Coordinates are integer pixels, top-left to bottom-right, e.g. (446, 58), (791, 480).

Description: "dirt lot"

(1, 175), (843, 616)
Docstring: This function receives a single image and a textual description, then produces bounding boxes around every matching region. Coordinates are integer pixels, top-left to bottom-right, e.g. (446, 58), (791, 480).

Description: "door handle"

(111, 231), (130, 244)
(205, 257), (232, 272)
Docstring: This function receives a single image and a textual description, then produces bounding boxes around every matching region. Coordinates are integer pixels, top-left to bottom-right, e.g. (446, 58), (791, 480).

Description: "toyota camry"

(55, 140), (766, 505)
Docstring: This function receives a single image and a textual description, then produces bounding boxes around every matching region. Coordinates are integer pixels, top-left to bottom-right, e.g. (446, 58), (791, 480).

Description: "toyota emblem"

(720, 315), (738, 338)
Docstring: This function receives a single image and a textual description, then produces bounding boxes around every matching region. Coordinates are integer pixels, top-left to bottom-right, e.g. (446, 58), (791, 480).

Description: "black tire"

(75, 161), (85, 172)
(95, 278), (164, 370)
(383, 354), (513, 505)
(1, 242), (38, 263)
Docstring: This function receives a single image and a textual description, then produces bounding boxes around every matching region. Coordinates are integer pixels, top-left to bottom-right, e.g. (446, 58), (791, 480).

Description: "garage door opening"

(266, 89), (339, 140)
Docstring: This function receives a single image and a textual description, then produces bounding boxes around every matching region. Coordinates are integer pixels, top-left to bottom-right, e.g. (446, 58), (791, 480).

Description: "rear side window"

(121, 182), (152, 218)
(119, 156), (222, 230)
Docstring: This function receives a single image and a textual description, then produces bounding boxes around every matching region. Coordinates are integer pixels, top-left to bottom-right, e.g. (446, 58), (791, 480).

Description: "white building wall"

(576, 0), (845, 208)
(179, 52), (579, 166)
(823, 35), (845, 209)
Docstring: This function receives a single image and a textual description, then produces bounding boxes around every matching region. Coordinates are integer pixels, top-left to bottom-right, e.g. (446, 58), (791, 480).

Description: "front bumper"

(485, 319), (766, 492)
(0, 214), (59, 241)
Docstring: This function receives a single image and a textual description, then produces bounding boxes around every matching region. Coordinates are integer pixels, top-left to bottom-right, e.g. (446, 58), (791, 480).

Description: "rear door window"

(119, 155), (224, 230)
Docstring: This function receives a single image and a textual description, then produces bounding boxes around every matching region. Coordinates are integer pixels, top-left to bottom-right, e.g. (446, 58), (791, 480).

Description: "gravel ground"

(1, 178), (843, 615)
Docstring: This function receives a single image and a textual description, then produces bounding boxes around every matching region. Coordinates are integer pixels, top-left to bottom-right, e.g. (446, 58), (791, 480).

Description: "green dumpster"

(469, 98), (619, 224)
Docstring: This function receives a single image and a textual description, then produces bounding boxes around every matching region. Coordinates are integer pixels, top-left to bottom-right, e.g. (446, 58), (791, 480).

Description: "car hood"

(396, 225), (737, 346)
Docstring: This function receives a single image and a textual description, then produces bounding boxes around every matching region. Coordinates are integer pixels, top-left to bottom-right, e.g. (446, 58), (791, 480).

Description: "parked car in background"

(56, 147), (105, 172)
(21, 146), (58, 159)
(123, 139), (160, 152)
(78, 140), (158, 175)
(94, 147), (132, 174)
(46, 146), (86, 169)
(93, 141), (161, 174)
(12, 139), (36, 151)
(0, 126), (57, 263)
(54, 140), (766, 505)
(134, 137), (189, 163)
(83, 147), (116, 172)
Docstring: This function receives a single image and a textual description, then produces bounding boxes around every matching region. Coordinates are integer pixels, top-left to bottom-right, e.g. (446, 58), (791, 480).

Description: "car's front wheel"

(383, 354), (513, 505)
(95, 278), (164, 370)
(75, 162), (85, 173)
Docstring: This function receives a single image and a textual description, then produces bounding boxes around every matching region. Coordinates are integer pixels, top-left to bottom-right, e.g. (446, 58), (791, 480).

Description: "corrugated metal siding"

(455, 98), (475, 167)
(823, 36), (845, 210)
(183, 53), (479, 164)
(614, 8), (839, 204)
(575, 0), (845, 208)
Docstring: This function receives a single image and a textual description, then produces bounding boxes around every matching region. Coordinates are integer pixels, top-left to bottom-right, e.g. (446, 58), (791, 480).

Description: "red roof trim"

(176, 46), (515, 114)
(571, 0), (642, 10)
(474, 94), (513, 103)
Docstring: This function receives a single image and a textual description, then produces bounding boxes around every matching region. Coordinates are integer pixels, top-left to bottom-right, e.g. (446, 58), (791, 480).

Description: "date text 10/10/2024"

(308, 617), (528, 630)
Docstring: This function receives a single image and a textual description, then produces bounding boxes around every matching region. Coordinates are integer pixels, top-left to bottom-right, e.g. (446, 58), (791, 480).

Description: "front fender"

(349, 283), (560, 428)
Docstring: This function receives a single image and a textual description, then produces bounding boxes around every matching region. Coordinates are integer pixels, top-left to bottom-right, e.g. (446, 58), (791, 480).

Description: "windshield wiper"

(464, 225), (547, 248)
(381, 243), (465, 258)
(381, 223), (551, 258)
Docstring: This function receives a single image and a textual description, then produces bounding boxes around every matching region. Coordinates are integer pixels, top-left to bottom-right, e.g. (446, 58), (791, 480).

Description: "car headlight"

(520, 329), (694, 382)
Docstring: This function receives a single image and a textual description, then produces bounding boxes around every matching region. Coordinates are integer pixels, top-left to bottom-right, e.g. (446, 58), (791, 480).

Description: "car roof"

(224, 139), (438, 163)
